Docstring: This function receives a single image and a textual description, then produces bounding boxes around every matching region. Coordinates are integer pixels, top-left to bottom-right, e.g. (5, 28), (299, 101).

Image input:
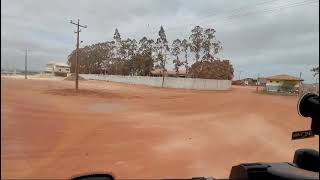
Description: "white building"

(46, 62), (71, 76)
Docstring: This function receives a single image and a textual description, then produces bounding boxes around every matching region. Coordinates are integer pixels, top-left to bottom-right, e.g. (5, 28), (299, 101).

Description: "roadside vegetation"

(67, 26), (234, 80)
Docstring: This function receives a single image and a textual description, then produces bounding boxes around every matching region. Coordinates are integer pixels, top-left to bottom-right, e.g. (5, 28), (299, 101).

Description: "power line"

(197, 0), (318, 27)
(126, 0), (318, 38)
(174, 0), (318, 32)
(135, 0), (282, 36)
(166, 0), (283, 31)
(228, 0), (318, 19)
(224, 1), (318, 26)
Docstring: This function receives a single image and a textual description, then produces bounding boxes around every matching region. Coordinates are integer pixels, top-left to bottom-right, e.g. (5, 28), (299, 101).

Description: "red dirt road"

(1, 77), (318, 179)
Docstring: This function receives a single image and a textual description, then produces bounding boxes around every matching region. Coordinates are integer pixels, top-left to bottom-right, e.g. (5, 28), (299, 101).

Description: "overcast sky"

(1, 0), (319, 82)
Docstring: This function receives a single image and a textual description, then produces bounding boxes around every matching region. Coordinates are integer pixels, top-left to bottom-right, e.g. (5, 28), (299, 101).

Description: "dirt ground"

(1, 77), (319, 179)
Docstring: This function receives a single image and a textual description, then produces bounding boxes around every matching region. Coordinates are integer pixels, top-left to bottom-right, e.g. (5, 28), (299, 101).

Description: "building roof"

(265, 74), (303, 81)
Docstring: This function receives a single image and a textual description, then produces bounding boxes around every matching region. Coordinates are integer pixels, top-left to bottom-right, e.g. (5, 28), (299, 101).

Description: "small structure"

(257, 77), (267, 86)
(232, 78), (257, 86)
(265, 74), (303, 93)
(151, 68), (186, 78)
(46, 62), (71, 77)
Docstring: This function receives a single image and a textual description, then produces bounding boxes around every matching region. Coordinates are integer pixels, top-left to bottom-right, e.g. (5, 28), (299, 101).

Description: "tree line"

(67, 25), (234, 80)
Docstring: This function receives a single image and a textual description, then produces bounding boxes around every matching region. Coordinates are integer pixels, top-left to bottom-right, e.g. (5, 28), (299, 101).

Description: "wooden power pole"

(299, 72), (302, 96)
(70, 19), (87, 90)
(162, 59), (166, 88)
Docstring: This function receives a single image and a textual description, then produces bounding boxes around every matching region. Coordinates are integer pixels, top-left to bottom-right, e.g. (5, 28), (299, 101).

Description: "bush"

(188, 60), (234, 80)
(280, 81), (297, 93)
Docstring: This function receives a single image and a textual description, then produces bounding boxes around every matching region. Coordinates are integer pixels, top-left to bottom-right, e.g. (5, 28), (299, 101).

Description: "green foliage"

(280, 81), (297, 92)
(139, 37), (154, 54)
(171, 39), (181, 57)
(155, 26), (169, 70)
(189, 26), (204, 62)
(202, 28), (222, 61)
(132, 52), (154, 76)
(171, 39), (182, 74)
(181, 39), (190, 73)
(156, 53), (165, 70)
(188, 60), (234, 80)
(67, 25), (232, 80)
(189, 26), (222, 63)
(68, 42), (115, 74)
(311, 66), (319, 77)
(113, 28), (121, 43)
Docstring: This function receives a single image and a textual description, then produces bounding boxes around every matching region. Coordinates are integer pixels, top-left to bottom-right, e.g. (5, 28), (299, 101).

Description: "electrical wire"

(125, 0), (318, 38)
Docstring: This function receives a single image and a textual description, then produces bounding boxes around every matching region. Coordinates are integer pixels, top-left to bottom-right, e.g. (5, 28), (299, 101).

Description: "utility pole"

(70, 19), (87, 90)
(299, 72), (302, 96)
(256, 73), (260, 92)
(25, 48), (28, 79)
(161, 51), (168, 88)
(162, 59), (165, 88)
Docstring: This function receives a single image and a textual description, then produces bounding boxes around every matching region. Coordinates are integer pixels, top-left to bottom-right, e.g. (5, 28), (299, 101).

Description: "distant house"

(45, 62), (71, 77)
(244, 78), (257, 86)
(232, 78), (257, 86)
(151, 69), (186, 78)
(257, 77), (267, 86)
(265, 74), (303, 93)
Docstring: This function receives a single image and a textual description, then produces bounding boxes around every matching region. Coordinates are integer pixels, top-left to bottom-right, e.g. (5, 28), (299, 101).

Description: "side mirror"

(298, 93), (319, 135)
(71, 174), (114, 180)
(293, 93), (319, 140)
(297, 93), (319, 119)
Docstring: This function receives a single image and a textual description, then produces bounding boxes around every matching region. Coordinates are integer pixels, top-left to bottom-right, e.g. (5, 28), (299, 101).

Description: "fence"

(80, 74), (231, 90)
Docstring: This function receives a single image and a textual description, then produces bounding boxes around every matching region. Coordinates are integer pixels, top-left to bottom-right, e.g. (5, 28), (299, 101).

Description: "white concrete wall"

(80, 74), (231, 90)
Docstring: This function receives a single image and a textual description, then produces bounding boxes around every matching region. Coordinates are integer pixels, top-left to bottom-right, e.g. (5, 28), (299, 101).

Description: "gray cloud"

(1, 0), (319, 82)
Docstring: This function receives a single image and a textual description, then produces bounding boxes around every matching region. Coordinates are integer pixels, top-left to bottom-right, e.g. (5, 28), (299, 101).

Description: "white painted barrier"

(80, 74), (231, 90)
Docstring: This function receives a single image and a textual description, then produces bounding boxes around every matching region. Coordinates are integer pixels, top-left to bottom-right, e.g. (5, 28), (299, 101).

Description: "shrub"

(188, 60), (234, 80)
(280, 81), (297, 93)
